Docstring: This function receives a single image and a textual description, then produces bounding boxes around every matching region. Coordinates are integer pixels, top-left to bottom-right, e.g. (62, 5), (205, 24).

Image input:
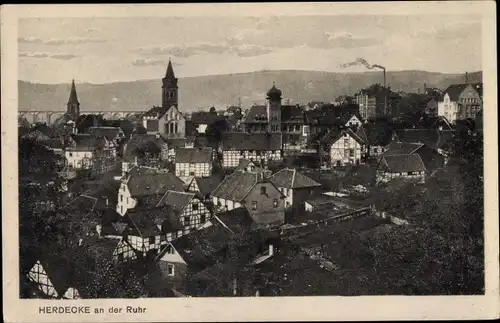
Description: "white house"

(142, 105), (186, 139)
(268, 168), (321, 210)
(116, 166), (185, 216)
(438, 83), (482, 123)
(321, 128), (366, 167)
(175, 147), (213, 178)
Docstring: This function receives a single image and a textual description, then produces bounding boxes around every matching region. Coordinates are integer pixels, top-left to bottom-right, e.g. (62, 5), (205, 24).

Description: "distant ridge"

(19, 70), (482, 113)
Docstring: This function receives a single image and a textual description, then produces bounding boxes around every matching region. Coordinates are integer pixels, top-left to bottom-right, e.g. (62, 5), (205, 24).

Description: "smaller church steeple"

(162, 59), (179, 108)
(67, 79), (80, 120)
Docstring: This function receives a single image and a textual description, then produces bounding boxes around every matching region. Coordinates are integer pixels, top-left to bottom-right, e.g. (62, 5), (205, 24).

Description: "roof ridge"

(239, 172), (260, 202)
(291, 168), (297, 188)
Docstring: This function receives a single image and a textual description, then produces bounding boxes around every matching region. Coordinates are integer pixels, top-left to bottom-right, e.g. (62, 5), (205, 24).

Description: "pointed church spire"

(68, 79), (79, 105)
(165, 59), (175, 79)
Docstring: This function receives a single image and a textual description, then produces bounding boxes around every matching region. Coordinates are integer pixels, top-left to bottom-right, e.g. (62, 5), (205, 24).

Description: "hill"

(18, 70), (482, 113)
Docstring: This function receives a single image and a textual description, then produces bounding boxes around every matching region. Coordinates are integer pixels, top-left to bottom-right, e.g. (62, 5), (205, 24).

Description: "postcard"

(2, 2), (499, 322)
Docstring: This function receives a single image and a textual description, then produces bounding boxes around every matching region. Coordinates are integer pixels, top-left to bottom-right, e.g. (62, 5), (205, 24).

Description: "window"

(349, 149), (354, 157)
(200, 214), (206, 223)
(408, 171), (414, 175)
(240, 151), (245, 156)
(120, 206), (123, 214)
(174, 123), (178, 133)
(192, 203), (198, 211)
(166, 245), (174, 254)
(189, 171), (195, 176)
(167, 264), (175, 276)
(260, 187), (267, 195)
(149, 236), (155, 244)
(273, 199), (278, 208)
(69, 152), (73, 157)
(184, 216), (190, 226)
(120, 195), (123, 202)
(251, 201), (257, 210)
(126, 197), (129, 204)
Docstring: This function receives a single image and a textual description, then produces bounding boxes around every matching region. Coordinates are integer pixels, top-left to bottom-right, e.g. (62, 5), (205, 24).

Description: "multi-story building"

(268, 168), (321, 211)
(320, 128), (366, 167)
(65, 134), (115, 169)
(354, 84), (391, 119)
(438, 83), (482, 123)
(211, 171), (285, 226)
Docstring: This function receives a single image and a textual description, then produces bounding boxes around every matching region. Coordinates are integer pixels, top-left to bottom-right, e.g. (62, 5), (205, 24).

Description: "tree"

(206, 119), (229, 146)
(209, 106), (217, 114)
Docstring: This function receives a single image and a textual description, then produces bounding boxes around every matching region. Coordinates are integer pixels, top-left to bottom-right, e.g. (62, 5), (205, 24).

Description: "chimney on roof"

(96, 224), (102, 239)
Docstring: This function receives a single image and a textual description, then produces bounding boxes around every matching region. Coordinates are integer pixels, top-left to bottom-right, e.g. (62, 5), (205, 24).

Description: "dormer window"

(260, 187), (267, 195)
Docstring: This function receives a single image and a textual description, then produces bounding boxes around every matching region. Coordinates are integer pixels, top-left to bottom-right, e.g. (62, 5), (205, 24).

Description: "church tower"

(67, 79), (80, 120)
(162, 59), (178, 109)
(266, 82), (282, 132)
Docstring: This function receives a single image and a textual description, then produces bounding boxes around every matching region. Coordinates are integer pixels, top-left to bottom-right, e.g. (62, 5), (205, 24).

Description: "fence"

(275, 207), (372, 238)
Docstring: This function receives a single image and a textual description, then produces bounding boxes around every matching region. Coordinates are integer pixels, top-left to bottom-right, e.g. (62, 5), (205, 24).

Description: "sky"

(18, 15), (482, 84)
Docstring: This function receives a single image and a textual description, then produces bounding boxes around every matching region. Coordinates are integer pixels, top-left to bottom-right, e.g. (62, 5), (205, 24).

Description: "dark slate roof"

(417, 116), (453, 131)
(126, 170), (185, 197)
(83, 180), (121, 208)
(269, 168), (321, 189)
(234, 159), (272, 175)
(321, 128), (364, 145)
(394, 129), (440, 150)
(304, 195), (338, 208)
(157, 191), (195, 214)
(211, 171), (260, 201)
(382, 141), (424, 156)
(213, 207), (256, 235)
(192, 174), (224, 196)
(84, 237), (122, 263)
(170, 221), (233, 269)
(281, 105), (305, 123)
(305, 107), (360, 126)
(244, 105), (268, 123)
(87, 127), (124, 140)
(125, 208), (163, 237)
(175, 147), (212, 163)
(63, 194), (98, 213)
(39, 138), (66, 150)
(221, 132), (282, 151)
(443, 84), (472, 101)
(68, 134), (106, 151)
(379, 154), (426, 173)
(36, 246), (77, 297)
(190, 112), (224, 125)
(143, 106), (172, 119)
(24, 123), (62, 139)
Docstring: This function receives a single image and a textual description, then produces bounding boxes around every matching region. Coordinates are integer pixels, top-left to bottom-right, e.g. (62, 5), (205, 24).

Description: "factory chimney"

(465, 72), (469, 84)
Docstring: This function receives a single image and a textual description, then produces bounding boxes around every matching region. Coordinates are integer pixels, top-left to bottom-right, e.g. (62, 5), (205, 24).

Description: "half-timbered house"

(376, 154), (427, 184)
(175, 147), (213, 178)
(186, 174), (224, 204)
(321, 128), (366, 167)
(220, 132), (282, 169)
(65, 134), (114, 169)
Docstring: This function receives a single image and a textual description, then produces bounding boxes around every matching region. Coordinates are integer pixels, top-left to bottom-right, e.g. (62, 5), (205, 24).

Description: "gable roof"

(87, 127), (124, 140)
(379, 154), (427, 173)
(191, 174), (225, 196)
(383, 141), (424, 156)
(211, 171), (260, 201)
(68, 134), (107, 151)
(213, 207), (256, 235)
(126, 169), (185, 197)
(157, 191), (196, 214)
(170, 221), (233, 270)
(36, 247), (77, 297)
(221, 132), (282, 151)
(443, 84), (479, 101)
(244, 105), (268, 123)
(175, 147), (212, 163)
(269, 168), (321, 189)
(123, 134), (166, 161)
(143, 105), (173, 119)
(234, 158), (272, 175)
(321, 128), (364, 145)
(125, 208), (164, 237)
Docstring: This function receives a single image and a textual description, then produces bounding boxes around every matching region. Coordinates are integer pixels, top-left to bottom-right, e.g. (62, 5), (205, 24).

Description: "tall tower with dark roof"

(162, 59), (178, 109)
(67, 79), (80, 120)
(266, 82), (282, 132)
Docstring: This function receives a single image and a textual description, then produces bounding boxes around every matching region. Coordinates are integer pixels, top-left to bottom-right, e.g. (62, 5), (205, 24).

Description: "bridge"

(18, 110), (147, 125)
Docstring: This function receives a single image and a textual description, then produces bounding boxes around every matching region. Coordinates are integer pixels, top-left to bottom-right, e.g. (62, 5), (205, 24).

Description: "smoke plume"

(339, 57), (385, 71)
